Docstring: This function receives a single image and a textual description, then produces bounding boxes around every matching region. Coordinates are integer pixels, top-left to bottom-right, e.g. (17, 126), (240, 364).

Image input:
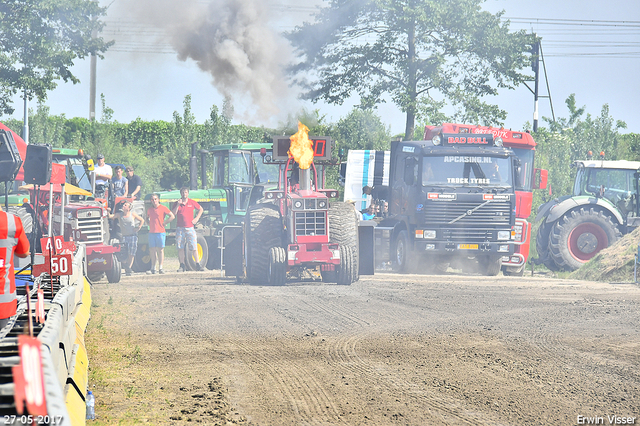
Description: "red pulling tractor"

(234, 124), (361, 285)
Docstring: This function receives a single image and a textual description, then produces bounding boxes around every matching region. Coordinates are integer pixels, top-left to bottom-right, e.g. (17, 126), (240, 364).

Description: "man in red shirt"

(146, 193), (175, 274)
(171, 187), (203, 272)
(0, 205), (30, 329)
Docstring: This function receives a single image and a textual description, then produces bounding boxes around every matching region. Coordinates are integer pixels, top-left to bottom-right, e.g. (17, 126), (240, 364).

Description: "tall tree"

(0, 0), (112, 116)
(288, 0), (532, 140)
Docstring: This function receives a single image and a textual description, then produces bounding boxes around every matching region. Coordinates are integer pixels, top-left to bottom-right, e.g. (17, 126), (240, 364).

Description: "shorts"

(122, 234), (138, 258)
(148, 232), (166, 248)
(176, 227), (197, 251)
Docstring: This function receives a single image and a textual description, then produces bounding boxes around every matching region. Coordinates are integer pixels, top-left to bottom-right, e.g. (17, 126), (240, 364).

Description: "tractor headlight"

(294, 200), (303, 209)
(318, 200), (327, 209)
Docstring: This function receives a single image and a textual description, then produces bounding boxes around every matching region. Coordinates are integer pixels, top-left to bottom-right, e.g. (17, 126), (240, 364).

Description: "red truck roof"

(424, 123), (536, 149)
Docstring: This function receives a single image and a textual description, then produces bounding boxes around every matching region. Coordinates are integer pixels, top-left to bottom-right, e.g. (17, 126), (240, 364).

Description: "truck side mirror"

(534, 168), (548, 190)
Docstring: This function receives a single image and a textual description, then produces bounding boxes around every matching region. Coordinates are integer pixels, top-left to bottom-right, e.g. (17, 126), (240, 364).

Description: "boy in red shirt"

(146, 194), (175, 274)
(0, 206), (30, 329)
(171, 187), (203, 272)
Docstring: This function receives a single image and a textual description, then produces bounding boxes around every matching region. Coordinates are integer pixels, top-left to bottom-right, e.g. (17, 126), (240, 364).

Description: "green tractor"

(137, 142), (280, 272)
(534, 159), (640, 271)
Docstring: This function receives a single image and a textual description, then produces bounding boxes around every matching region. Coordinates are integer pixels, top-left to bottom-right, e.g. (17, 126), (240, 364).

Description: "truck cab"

(378, 133), (519, 275)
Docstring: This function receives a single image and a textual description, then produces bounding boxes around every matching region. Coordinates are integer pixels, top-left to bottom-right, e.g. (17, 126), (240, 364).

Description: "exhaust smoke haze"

(124, 0), (293, 122)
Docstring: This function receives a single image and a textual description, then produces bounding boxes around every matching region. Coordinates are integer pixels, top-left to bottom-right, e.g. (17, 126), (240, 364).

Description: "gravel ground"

(86, 262), (640, 425)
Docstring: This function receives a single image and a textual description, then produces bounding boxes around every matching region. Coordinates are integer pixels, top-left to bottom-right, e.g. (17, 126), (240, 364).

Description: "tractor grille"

(295, 211), (326, 236)
(77, 211), (104, 243)
(423, 201), (511, 227)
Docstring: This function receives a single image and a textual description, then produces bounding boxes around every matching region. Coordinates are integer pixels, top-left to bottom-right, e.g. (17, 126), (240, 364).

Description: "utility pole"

(22, 90), (29, 144)
(531, 38), (540, 132)
(89, 26), (97, 121)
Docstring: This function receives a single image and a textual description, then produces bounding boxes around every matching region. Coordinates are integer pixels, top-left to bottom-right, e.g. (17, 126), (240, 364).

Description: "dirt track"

(87, 266), (640, 425)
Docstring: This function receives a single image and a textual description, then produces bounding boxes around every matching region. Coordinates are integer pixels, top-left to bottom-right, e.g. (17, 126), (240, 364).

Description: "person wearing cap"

(126, 166), (142, 200)
(94, 153), (112, 198)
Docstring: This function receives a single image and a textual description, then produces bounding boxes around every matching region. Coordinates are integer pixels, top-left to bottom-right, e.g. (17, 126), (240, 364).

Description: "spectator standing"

(94, 154), (112, 198)
(146, 194), (175, 275)
(112, 166), (128, 197)
(126, 166), (142, 200)
(171, 187), (204, 272)
(109, 201), (143, 276)
(0, 205), (30, 329)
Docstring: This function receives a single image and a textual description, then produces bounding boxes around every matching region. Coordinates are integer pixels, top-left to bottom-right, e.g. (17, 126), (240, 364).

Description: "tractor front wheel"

(549, 207), (621, 271)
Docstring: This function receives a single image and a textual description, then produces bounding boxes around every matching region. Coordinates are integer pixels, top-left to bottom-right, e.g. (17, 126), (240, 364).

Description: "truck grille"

(78, 215), (104, 244)
(295, 211), (326, 236)
(423, 201), (511, 227)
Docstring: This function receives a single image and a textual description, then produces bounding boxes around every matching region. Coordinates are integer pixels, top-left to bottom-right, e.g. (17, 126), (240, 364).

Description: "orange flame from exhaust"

(288, 122), (314, 169)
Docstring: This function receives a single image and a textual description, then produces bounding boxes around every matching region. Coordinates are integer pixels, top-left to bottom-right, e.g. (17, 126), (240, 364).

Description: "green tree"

(0, 0), (112, 116)
(287, 0), (532, 140)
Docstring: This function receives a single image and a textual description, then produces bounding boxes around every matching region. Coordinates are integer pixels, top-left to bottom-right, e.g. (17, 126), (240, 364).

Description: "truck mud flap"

(358, 221), (376, 275)
(222, 225), (243, 277)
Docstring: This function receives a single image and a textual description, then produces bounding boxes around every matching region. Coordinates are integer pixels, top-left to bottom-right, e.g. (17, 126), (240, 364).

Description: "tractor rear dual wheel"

(337, 245), (355, 285)
(549, 207), (621, 271)
(246, 204), (283, 285)
(328, 202), (359, 283)
(268, 246), (287, 286)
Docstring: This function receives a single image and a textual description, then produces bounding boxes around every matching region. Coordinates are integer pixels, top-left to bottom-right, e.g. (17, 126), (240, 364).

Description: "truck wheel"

(267, 246), (286, 286)
(206, 237), (221, 270)
(503, 265), (525, 276)
(481, 256), (502, 276)
(549, 207), (621, 271)
(246, 204), (282, 285)
(106, 256), (122, 283)
(535, 221), (560, 271)
(87, 271), (105, 282)
(337, 245), (354, 285)
(328, 202), (359, 282)
(7, 206), (33, 234)
(392, 230), (410, 273)
(185, 234), (209, 271)
(133, 243), (151, 272)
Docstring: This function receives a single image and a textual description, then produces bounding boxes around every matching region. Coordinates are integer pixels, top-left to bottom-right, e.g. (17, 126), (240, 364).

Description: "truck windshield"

(422, 156), (512, 187)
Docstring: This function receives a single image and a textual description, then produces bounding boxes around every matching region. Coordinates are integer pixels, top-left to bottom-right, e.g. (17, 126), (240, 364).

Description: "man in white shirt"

(94, 153), (112, 198)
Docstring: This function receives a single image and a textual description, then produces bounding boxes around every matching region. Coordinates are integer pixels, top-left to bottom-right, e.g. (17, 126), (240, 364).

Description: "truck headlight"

(498, 244), (510, 252)
(424, 230), (436, 239)
(497, 231), (511, 240)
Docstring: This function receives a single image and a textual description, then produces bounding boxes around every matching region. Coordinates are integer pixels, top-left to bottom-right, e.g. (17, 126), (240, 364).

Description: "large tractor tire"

(7, 206), (33, 234)
(337, 245), (355, 285)
(392, 230), (411, 273)
(133, 243), (151, 272)
(328, 202), (360, 282)
(246, 204), (283, 285)
(185, 234), (209, 271)
(535, 221), (560, 271)
(87, 271), (105, 282)
(267, 246), (287, 286)
(549, 207), (621, 271)
(106, 255), (122, 283)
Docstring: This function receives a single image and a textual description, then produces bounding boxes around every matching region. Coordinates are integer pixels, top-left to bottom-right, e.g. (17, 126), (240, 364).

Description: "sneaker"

(146, 269), (156, 275)
(126, 270), (132, 277)
(194, 263), (202, 271)
(159, 269), (165, 274)
(177, 264), (185, 272)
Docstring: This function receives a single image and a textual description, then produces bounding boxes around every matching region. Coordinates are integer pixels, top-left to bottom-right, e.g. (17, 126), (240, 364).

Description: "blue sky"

(6, 0), (640, 136)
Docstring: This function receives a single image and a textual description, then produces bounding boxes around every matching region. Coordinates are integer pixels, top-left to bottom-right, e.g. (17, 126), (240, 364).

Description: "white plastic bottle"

(86, 390), (95, 420)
